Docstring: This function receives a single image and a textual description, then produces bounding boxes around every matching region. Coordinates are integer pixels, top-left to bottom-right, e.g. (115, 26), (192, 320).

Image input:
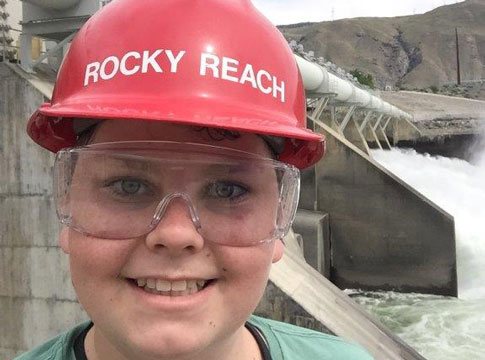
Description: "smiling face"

(59, 120), (284, 360)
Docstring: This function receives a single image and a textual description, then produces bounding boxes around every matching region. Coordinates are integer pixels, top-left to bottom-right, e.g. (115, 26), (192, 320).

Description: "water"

(352, 148), (485, 360)
(353, 291), (485, 359)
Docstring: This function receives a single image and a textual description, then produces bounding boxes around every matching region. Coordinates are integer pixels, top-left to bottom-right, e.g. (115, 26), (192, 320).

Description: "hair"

(193, 126), (242, 141)
(73, 121), (280, 158)
(75, 125), (98, 146)
(74, 123), (242, 147)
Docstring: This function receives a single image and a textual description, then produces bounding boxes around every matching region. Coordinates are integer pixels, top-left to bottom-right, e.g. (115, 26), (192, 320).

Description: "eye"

(107, 179), (151, 197)
(119, 180), (142, 194)
(206, 182), (248, 200)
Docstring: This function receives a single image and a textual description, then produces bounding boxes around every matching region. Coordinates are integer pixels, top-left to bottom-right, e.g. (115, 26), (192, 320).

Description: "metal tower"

(0, 0), (14, 62)
(20, 0), (108, 72)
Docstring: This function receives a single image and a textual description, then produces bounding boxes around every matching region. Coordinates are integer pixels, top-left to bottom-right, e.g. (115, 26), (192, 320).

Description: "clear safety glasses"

(54, 141), (300, 246)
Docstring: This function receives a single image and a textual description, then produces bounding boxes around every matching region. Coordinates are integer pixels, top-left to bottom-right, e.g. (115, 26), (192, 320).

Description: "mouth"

(127, 278), (216, 297)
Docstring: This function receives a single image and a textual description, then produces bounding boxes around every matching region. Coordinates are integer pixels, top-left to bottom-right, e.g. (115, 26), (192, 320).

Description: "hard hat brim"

(28, 97), (325, 168)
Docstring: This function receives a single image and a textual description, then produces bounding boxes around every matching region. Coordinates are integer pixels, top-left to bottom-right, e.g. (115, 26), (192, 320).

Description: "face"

(59, 120), (284, 360)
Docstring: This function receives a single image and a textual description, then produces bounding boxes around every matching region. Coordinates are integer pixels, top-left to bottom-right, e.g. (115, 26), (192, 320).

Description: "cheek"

(67, 232), (134, 295)
(216, 243), (275, 304)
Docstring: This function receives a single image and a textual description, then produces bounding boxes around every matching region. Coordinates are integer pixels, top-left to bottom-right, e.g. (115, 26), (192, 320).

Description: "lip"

(128, 275), (214, 282)
(124, 277), (217, 311)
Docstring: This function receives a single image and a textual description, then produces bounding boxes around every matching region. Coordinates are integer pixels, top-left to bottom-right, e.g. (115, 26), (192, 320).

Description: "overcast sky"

(5, 0), (467, 35)
(252, 0), (466, 25)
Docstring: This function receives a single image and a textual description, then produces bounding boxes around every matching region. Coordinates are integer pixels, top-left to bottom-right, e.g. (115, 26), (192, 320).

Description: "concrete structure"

(311, 121), (457, 296)
(0, 63), (87, 358)
(293, 210), (330, 278)
(381, 91), (485, 125)
(19, 0), (105, 72)
(381, 91), (485, 161)
(295, 55), (458, 296)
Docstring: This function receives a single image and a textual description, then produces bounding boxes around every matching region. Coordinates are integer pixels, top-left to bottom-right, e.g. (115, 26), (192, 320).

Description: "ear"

(59, 227), (71, 254)
(271, 238), (284, 263)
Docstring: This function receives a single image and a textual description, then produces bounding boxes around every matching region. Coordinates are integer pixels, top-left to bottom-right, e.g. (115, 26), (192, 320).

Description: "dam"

(2, 1), (483, 359)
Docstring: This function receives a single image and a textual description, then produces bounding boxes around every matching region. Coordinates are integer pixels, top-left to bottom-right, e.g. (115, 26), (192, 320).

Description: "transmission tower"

(0, 0), (14, 62)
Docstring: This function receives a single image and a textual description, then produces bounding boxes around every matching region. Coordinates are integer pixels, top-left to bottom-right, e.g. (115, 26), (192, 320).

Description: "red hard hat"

(27, 0), (325, 169)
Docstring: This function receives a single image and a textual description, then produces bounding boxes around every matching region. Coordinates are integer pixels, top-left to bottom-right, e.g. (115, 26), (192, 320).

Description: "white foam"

(371, 148), (485, 300)
(354, 291), (485, 360)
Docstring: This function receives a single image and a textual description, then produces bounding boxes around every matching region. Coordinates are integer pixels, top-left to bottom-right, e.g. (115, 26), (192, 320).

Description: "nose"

(144, 195), (204, 254)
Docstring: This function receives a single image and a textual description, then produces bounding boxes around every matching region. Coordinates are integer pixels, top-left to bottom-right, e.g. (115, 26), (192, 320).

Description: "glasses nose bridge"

(151, 192), (202, 230)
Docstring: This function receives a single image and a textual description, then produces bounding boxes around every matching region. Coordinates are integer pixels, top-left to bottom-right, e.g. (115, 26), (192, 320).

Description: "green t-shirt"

(14, 315), (374, 360)
(250, 316), (374, 360)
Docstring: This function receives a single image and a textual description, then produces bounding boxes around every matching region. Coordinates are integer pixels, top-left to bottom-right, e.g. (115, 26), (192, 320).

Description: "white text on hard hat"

(84, 49), (285, 103)
(200, 53), (285, 103)
(84, 50), (186, 86)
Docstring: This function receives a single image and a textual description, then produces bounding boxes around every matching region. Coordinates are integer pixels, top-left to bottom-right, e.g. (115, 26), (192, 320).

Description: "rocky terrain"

(278, 0), (485, 96)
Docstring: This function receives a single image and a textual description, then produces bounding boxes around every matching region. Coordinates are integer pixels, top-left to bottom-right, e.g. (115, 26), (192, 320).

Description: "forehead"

(90, 120), (272, 158)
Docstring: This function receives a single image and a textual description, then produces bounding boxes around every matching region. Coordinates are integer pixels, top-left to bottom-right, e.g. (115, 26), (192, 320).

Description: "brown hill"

(278, 0), (485, 90)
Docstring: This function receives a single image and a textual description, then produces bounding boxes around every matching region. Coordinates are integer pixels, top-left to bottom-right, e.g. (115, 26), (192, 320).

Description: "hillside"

(278, 0), (485, 91)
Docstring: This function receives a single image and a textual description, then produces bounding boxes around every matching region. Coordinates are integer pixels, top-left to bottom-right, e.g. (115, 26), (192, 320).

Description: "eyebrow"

(199, 162), (257, 175)
(107, 157), (154, 171)
(79, 156), (162, 177)
(82, 153), (269, 179)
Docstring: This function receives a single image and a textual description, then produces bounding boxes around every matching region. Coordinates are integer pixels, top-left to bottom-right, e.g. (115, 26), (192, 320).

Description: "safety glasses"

(54, 141), (300, 246)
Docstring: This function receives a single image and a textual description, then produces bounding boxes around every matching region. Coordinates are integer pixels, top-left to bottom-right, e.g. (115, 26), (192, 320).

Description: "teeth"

(187, 280), (197, 291)
(134, 278), (210, 296)
(156, 279), (171, 291)
(171, 280), (187, 291)
(146, 278), (156, 289)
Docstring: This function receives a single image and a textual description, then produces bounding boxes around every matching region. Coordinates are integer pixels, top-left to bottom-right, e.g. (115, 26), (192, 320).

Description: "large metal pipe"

(390, 106), (400, 118)
(295, 54), (413, 120)
(366, 96), (383, 112)
(294, 55), (327, 92)
(294, 55), (354, 102)
(381, 102), (392, 116)
(23, 0), (80, 11)
(350, 87), (371, 107)
(328, 72), (354, 102)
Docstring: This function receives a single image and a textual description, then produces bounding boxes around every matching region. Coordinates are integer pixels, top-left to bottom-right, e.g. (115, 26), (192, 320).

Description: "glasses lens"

(54, 142), (299, 246)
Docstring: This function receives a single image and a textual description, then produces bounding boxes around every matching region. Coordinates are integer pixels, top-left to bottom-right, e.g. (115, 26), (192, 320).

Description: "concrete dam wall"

(310, 123), (457, 296)
(0, 63), (87, 358)
(0, 62), (447, 359)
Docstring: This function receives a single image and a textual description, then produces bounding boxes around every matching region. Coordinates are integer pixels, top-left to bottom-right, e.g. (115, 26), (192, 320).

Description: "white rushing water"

(352, 147), (485, 360)
(371, 147), (485, 300)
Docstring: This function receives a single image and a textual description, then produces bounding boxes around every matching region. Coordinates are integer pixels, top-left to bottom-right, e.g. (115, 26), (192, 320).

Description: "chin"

(111, 322), (219, 359)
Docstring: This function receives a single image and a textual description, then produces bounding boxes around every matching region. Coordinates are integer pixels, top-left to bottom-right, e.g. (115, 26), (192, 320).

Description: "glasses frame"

(53, 141), (301, 246)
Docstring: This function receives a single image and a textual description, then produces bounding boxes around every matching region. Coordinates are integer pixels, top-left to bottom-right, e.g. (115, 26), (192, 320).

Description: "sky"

(4, 0), (467, 41)
(252, 0), (466, 25)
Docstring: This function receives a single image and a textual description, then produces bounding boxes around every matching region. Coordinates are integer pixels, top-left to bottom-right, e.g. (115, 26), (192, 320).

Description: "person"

(15, 0), (374, 359)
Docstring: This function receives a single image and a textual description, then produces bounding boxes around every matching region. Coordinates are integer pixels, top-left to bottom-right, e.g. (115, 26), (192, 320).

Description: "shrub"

(350, 69), (375, 89)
